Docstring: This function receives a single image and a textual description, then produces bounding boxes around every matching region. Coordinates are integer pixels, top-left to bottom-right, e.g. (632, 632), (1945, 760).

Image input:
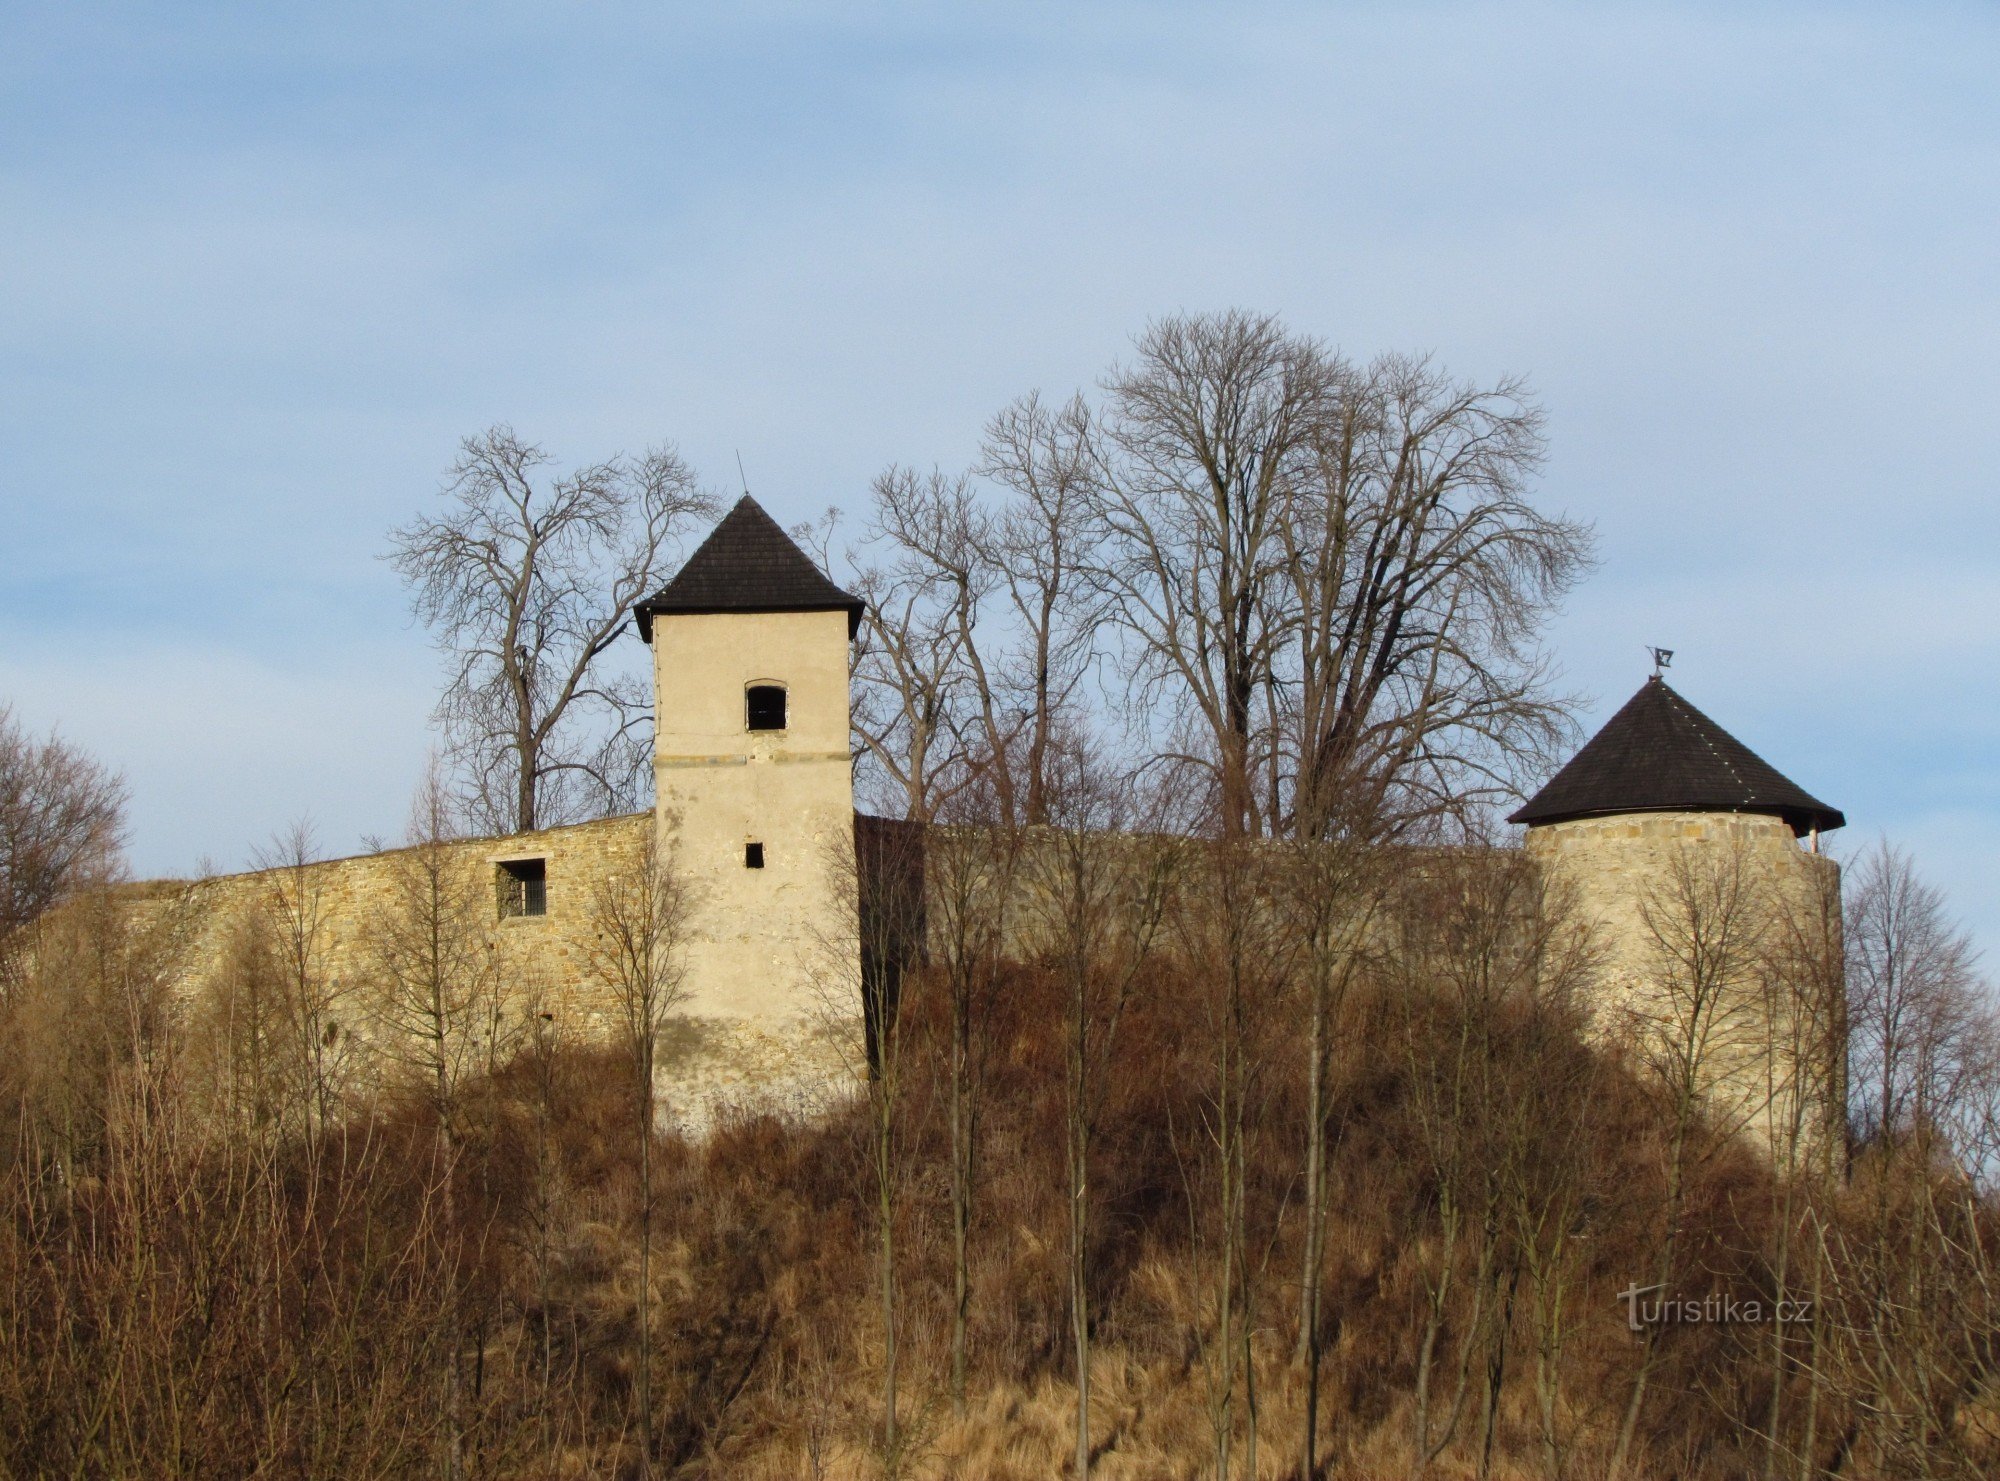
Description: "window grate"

(498, 858), (548, 917)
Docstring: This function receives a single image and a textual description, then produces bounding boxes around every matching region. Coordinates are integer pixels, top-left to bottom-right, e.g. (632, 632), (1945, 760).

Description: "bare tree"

(1023, 742), (1177, 1476)
(1091, 311), (1333, 838)
(851, 467), (993, 822)
(366, 769), (509, 1480)
(1087, 315), (1590, 841)
(854, 398), (1101, 828)
(513, 980), (581, 1461)
(1391, 849), (1559, 1478)
(1276, 354), (1590, 839)
(1752, 854), (1845, 1481)
(835, 812), (930, 1467)
(250, 820), (354, 1147)
(584, 830), (691, 1479)
(2, 868), (198, 1191)
(1846, 842), (1987, 1152)
(387, 426), (714, 834)
(369, 772), (508, 1131)
(925, 776), (1020, 1413)
(1173, 835), (1291, 1481)
(854, 315), (1585, 847)
(978, 391), (1104, 824)
(1610, 840), (1772, 1480)
(0, 705), (126, 989)
(1820, 842), (2000, 1477)
(1286, 831), (1388, 1480)
(1487, 871), (1600, 1481)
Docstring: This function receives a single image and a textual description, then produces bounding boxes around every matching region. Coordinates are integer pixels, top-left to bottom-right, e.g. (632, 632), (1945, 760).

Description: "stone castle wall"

(141, 810), (862, 1127)
(1526, 811), (1844, 1160)
(135, 806), (1843, 1156)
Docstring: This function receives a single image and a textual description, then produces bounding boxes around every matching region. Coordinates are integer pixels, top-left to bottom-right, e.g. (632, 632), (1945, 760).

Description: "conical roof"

(635, 495), (864, 641)
(1508, 676), (1844, 836)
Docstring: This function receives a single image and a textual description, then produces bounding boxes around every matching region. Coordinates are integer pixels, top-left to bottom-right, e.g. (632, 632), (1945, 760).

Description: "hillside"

(3, 851), (1995, 1481)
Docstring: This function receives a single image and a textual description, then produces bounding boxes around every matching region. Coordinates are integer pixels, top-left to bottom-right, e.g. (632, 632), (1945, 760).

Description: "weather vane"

(1649, 646), (1674, 677)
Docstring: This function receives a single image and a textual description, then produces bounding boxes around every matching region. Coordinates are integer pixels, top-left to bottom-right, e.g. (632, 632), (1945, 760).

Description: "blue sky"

(3, 3), (1997, 946)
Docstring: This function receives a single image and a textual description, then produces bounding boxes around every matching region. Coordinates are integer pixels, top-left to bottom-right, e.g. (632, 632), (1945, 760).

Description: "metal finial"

(1648, 646), (1674, 677)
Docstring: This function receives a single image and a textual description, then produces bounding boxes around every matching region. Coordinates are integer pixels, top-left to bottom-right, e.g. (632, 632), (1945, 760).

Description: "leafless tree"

(978, 391), (1104, 824)
(925, 776), (1021, 1413)
(365, 769), (509, 1480)
(1173, 835), (1292, 1481)
(1486, 871), (1600, 1481)
(387, 426), (714, 834)
(249, 820), (355, 1147)
(0, 705), (126, 990)
(584, 829), (691, 1479)
(1817, 842), (2000, 1478)
(513, 980), (581, 1459)
(1022, 741), (1177, 1476)
(1275, 354), (1591, 839)
(368, 772), (508, 1131)
(1846, 842), (1987, 1153)
(1610, 840), (1772, 1480)
(1285, 831), (1389, 1480)
(1391, 848), (1571, 1478)
(1088, 315), (1591, 840)
(1751, 855), (1845, 1481)
(1090, 311), (1334, 838)
(854, 314), (1585, 846)
(2, 870), (199, 1190)
(799, 809), (926, 1468)
(851, 467), (993, 822)
(836, 812), (929, 1467)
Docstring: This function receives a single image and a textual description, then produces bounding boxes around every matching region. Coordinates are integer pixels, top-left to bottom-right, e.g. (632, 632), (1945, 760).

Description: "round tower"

(1510, 675), (1846, 1151)
(634, 495), (866, 1112)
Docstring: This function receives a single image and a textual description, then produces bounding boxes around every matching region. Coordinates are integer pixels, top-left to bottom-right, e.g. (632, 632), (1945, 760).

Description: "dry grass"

(1, 898), (1994, 1479)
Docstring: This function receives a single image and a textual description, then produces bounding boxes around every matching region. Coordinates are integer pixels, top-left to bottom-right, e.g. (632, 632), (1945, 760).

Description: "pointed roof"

(1508, 676), (1844, 836)
(635, 495), (864, 642)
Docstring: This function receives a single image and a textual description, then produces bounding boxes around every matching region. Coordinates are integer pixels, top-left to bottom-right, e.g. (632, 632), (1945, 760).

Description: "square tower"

(635, 496), (865, 1108)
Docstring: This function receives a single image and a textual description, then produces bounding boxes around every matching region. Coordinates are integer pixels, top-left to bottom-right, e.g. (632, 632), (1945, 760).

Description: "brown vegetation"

(3, 828), (1996, 1479)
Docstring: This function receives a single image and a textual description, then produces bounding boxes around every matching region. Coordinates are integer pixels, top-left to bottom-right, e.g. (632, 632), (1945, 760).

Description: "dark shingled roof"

(635, 495), (864, 642)
(1508, 676), (1844, 836)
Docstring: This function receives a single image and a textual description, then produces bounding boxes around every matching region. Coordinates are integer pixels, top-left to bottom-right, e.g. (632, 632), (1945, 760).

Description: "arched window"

(746, 683), (787, 732)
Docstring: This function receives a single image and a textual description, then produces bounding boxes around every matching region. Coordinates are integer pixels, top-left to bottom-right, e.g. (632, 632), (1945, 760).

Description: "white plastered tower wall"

(650, 608), (859, 1013)
(636, 496), (869, 1119)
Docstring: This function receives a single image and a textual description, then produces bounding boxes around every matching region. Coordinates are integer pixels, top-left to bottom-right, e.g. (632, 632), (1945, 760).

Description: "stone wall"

(1525, 810), (1845, 1160)
(143, 810), (862, 1128)
(921, 814), (1846, 1160)
(134, 807), (1843, 1156)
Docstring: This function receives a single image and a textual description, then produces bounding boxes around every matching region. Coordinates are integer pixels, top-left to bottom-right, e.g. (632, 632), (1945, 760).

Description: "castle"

(154, 496), (1848, 1143)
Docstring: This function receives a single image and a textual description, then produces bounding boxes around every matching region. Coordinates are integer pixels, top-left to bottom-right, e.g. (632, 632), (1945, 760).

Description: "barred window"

(497, 857), (547, 917)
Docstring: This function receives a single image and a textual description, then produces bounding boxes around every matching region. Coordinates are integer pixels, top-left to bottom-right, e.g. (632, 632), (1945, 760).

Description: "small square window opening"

(746, 685), (787, 731)
(498, 858), (548, 918)
(744, 842), (765, 869)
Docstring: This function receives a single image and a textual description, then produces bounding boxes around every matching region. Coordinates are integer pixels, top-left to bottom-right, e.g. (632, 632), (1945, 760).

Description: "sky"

(3, 2), (1997, 948)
